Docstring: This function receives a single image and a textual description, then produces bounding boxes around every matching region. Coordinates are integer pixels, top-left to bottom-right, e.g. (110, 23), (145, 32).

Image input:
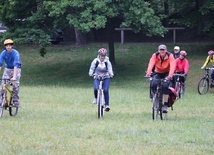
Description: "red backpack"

(168, 87), (178, 108)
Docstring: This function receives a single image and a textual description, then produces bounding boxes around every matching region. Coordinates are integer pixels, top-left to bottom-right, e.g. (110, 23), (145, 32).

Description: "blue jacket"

(0, 49), (21, 69)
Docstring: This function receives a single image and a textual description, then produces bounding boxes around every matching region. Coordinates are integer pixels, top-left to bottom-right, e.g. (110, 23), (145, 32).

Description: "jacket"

(175, 58), (189, 74)
(202, 55), (214, 68)
(147, 52), (176, 78)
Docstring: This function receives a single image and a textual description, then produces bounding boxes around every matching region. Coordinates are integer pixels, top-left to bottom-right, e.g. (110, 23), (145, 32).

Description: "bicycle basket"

(168, 87), (178, 107)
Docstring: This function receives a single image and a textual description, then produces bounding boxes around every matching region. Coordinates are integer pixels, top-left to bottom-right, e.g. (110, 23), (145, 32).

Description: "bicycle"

(96, 75), (107, 119)
(198, 67), (214, 95)
(173, 73), (186, 99)
(0, 79), (19, 118)
(147, 77), (167, 120)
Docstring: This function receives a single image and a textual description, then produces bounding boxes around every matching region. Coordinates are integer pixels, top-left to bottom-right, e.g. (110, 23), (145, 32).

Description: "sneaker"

(92, 98), (97, 104)
(105, 105), (110, 112)
(210, 83), (214, 88)
(162, 105), (168, 113)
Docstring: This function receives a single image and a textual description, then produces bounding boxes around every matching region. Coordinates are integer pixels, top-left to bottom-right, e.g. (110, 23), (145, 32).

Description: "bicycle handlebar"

(173, 73), (186, 77)
(203, 67), (214, 71)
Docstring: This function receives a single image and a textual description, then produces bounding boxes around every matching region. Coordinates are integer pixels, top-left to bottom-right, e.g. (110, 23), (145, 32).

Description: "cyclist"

(201, 50), (214, 87)
(146, 44), (175, 113)
(173, 46), (180, 59)
(0, 39), (22, 107)
(172, 50), (189, 88)
(89, 48), (114, 112)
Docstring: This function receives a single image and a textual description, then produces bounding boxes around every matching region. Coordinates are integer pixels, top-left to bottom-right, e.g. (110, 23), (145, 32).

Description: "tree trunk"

(106, 18), (116, 65)
(74, 28), (87, 45)
(195, 0), (204, 35)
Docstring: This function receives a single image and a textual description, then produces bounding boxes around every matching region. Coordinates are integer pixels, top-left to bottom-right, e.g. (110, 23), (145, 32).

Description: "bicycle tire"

(9, 97), (18, 116)
(97, 90), (104, 119)
(152, 94), (159, 120)
(198, 78), (209, 95)
(0, 94), (6, 118)
(175, 82), (180, 94)
(179, 83), (185, 98)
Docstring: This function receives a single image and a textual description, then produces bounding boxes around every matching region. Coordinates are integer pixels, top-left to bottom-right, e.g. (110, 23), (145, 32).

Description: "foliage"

(168, 0), (214, 36)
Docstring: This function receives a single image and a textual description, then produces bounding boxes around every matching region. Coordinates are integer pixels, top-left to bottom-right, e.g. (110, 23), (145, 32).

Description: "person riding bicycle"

(146, 44), (175, 113)
(0, 39), (22, 107)
(89, 48), (114, 112)
(201, 50), (214, 87)
(172, 50), (189, 88)
(173, 46), (180, 59)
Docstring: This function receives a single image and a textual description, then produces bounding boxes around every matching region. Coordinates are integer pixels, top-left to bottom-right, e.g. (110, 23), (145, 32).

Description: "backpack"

(168, 87), (178, 109)
(94, 60), (108, 73)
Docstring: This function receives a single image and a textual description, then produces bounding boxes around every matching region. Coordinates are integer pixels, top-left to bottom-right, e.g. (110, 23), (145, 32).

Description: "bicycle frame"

(173, 73), (186, 99)
(151, 78), (166, 120)
(96, 75), (106, 119)
(3, 82), (13, 107)
(0, 79), (18, 118)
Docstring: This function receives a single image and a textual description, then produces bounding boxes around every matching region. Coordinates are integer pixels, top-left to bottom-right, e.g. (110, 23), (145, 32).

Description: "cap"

(158, 44), (167, 50)
(174, 46), (180, 50)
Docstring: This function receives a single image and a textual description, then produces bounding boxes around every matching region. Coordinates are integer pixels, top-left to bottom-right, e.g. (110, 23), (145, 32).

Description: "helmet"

(180, 50), (187, 57)
(98, 48), (107, 56)
(208, 50), (214, 55)
(174, 46), (180, 50)
(4, 39), (14, 45)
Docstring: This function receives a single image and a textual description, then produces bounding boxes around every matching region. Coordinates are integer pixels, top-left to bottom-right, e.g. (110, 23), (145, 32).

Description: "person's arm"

(169, 55), (176, 78)
(146, 54), (156, 76)
(201, 56), (210, 69)
(88, 58), (97, 76)
(107, 61), (114, 77)
(11, 67), (18, 81)
(184, 59), (189, 74)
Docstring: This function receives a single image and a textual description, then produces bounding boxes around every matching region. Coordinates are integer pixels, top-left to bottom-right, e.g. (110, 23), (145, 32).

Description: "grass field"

(0, 43), (214, 155)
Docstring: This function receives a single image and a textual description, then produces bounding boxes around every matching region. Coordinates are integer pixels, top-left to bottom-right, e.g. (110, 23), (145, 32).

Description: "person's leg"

(151, 74), (160, 94)
(211, 69), (214, 84)
(93, 79), (99, 103)
(162, 76), (170, 113)
(103, 78), (110, 106)
(12, 69), (21, 106)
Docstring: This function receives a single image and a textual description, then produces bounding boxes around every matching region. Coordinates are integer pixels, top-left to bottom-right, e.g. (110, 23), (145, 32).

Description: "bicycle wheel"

(198, 78), (209, 95)
(0, 94), (6, 118)
(179, 83), (185, 98)
(97, 90), (104, 119)
(9, 97), (18, 116)
(152, 94), (159, 120)
(175, 82), (180, 94)
(160, 105), (166, 120)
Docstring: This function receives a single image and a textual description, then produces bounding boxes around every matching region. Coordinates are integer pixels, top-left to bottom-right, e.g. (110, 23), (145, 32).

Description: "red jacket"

(147, 52), (176, 78)
(175, 58), (189, 74)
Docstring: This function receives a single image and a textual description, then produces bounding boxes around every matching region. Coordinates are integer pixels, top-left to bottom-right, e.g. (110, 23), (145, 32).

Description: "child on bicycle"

(89, 48), (114, 112)
(145, 44), (175, 113)
(0, 39), (22, 107)
(172, 50), (189, 88)
(201, 50), (214, 87)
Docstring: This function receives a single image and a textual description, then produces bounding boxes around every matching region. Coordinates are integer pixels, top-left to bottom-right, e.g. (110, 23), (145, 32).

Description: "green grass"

(0, 43), (214, 155)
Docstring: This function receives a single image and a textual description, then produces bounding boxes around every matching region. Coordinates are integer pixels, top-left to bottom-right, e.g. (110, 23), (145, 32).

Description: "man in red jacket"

(146, 44), (175, 113)
(172, 50), (189, 88)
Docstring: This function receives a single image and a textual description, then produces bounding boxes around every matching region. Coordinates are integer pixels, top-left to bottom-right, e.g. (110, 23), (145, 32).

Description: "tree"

(167, 0), (214, 36)
(44, 0), (166, 64)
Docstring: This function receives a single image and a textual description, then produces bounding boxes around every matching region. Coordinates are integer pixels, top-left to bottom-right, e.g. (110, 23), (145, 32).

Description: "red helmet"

(208, 50), (214, 55)
(98, 48), (107, 56)
(180, 50), (187, 57)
